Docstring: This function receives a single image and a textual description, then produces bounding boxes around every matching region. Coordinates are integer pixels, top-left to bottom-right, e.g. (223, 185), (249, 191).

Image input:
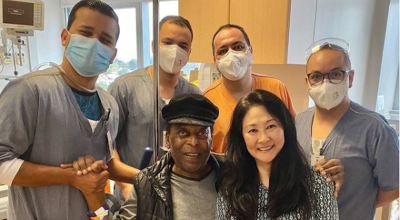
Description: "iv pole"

(152, 0), (160, 164)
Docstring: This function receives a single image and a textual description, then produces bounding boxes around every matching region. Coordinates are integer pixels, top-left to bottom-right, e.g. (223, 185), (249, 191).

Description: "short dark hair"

(211, 24), (251, 56)
(309, 43), (352, 69)
(67, 0), (120, 40)
(220, 90), (313, 219)
(160, 15), (193, 41)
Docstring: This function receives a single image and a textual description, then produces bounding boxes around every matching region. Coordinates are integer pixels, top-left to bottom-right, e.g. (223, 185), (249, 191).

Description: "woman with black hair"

(216, 90), (338, 220)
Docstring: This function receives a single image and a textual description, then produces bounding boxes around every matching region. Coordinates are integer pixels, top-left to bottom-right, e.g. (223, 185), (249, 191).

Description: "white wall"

(0, 0), (64, 92)
(33, 0), (64, 66)
(287, 0), (316, 65)
(377, 0), (399, 114)
(288, 0), (390, 110)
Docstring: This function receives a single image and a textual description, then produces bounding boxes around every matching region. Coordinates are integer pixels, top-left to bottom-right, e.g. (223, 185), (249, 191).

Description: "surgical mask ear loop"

(33, 62), (97, 93)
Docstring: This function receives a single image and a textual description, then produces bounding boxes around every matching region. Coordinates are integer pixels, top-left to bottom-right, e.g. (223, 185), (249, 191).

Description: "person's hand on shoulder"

(315, 158), (344, 198)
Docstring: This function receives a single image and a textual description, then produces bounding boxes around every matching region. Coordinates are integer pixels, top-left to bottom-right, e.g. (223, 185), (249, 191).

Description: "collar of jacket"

(142, 151), (221, 202)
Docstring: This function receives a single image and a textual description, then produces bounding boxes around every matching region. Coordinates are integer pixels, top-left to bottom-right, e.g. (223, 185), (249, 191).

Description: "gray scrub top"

(296, 101), (399, 220)
(0, 67), (119, 220)
(108, 67), (201, 168)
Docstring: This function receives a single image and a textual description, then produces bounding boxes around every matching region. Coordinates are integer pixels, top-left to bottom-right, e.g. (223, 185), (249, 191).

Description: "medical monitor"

(0, 0), (44, 31)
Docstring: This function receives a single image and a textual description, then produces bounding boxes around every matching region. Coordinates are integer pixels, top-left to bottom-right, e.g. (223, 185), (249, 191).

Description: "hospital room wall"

(0, 0), (64, 92)
(30, 0), (64, 67)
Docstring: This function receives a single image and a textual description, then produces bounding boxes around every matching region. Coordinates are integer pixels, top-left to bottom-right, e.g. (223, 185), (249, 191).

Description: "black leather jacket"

(133, 152), (221, 220)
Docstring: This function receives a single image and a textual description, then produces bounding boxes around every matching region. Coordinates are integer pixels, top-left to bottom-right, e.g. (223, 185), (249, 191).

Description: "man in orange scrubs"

(203, 24), (296, 153)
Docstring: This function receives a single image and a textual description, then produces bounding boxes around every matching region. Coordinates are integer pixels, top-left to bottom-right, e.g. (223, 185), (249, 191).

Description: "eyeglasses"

(307, 70), (350, 86)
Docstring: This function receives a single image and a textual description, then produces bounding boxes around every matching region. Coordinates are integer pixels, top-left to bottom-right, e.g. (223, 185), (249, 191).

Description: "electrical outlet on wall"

(1, 53), (12, 64)
(15, 53), (26, 65)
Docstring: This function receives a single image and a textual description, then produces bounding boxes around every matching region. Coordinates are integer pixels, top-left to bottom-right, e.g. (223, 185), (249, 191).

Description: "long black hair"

(220, 90), (313, 219)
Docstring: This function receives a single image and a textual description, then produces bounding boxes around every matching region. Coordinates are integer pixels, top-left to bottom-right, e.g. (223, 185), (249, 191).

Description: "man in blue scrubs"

(296, 38), (399, 220)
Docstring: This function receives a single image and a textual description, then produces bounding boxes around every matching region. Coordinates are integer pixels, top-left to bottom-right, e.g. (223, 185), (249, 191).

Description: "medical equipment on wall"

(0, 0), (44, 34)
(0, 0), (44, 79)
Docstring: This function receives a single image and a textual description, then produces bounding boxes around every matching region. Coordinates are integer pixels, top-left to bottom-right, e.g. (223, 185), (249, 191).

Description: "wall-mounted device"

(0, 0), (44, 36)
(0, 0), (44, 79)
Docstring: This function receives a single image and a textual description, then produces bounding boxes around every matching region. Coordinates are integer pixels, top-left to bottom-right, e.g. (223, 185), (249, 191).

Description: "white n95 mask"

(217, 50), (253, 81)
(159, 45), (189, 74)
(309, 79), (348, 110)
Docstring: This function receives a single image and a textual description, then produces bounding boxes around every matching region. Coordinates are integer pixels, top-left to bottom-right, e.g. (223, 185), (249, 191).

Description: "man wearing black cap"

(81, 93), (220, 220)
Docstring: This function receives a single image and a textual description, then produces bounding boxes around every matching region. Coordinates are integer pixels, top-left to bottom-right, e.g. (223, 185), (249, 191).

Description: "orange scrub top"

(203, 73), (296, 153)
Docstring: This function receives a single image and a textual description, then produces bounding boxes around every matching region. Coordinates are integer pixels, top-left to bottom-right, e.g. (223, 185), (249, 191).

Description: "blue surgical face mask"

(65, 32), (114, 77)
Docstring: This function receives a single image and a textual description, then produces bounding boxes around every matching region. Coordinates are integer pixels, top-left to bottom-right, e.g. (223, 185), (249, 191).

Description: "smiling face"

(166, 124), (212, 179)
(62, 7), (118, 53)
(242, 105), (285, 169)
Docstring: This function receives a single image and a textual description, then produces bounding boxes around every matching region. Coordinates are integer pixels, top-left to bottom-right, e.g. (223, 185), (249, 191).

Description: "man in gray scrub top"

(108, 15), (201, 200)
(0, 1), (138, 219)
(82, 93), (220, 220)
(296, 38), (399, 220)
